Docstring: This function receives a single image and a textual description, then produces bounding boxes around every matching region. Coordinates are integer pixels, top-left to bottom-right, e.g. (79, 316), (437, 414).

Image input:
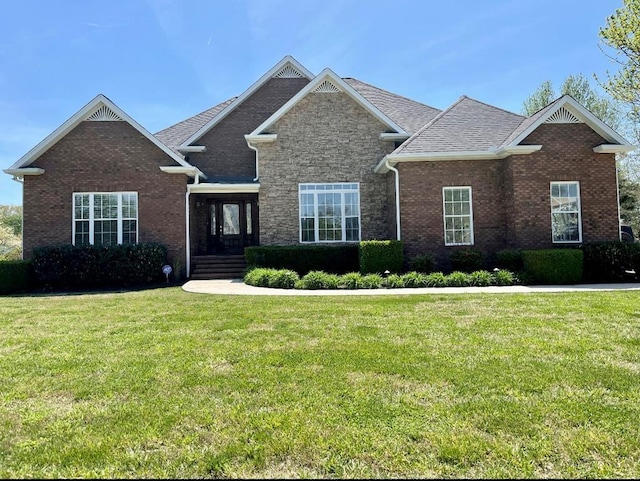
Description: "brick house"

(4, 56), (634, 277)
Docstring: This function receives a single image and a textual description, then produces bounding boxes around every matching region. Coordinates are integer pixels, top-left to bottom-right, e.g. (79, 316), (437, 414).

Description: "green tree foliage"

(522, 74), (621, 129)
(599, 0), (640, 127)
(0, 205), (22, 260)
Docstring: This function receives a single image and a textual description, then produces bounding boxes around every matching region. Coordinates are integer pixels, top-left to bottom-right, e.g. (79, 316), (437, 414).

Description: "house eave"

(177, 146), (206, 153)
(187, 183), (260, 194)
(3, 167), (45, 178)
(244, 134), (278, 143)
(374, 145), (543, 173)
(380, 133), (410, 142)
(593, 144), (638, 154)
(159, 166), (207, 180)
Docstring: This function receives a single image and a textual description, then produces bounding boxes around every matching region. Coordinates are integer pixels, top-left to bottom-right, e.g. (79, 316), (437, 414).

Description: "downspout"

(615, 155), (622, 241)
(247, 140), (259, 181)
(185, 189), (191, 278)
(385, 159), (401, 240)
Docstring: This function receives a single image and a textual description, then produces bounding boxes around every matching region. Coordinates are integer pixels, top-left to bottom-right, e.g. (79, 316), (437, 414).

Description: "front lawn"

(1, 288), (639, 478)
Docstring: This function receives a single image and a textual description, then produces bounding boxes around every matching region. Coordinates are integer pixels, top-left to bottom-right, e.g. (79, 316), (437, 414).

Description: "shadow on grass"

(3, 281), (184, 298)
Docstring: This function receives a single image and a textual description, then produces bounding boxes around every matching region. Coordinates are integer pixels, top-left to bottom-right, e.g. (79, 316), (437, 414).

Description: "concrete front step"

(191, 255), (247, 280)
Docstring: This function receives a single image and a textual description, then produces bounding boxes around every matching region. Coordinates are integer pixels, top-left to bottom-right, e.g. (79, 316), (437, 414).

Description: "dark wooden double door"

(207, 198), (257, 254)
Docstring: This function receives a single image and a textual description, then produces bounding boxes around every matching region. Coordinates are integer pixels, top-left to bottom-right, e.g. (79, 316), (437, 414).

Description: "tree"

(522, 74), (621, 130)
(0, 205), (22, 260)
(599, 0), (640, 128)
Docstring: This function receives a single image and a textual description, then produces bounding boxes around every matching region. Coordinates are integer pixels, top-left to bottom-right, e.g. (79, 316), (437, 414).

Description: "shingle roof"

(500, 96), (565, 147)
(154, 97), (237, 152)
(394, 96), (526, 154)
(343, 78), (441, 134)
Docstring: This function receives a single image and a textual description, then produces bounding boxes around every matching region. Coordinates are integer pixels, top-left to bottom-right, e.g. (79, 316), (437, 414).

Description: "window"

(443, 186), (474, 245)
(299, 183), (360, 242)
(73, 192), (138, 246)
(550, 182), (581, 243)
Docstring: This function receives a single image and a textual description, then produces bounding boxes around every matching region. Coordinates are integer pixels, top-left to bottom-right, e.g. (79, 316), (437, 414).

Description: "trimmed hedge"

(522, 249), (583, 285)
(32, 243), (167, 290)
(0, 260), (32, 294)
(495, 249), (523, 272)
(450, 248), (484, 273)
(409, 254), (434, 273)
(581, 241), (640, 283)
(359, 240), (404, 274)
(245, 245), (358, 275)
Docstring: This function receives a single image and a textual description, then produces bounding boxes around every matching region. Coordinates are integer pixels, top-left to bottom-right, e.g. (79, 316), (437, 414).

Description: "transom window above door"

(299, 183), (360, 243)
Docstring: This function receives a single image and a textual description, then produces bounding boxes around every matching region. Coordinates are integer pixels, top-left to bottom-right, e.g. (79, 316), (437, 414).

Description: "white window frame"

(550, 181), (582, 243)
(298, 183), (361, 243)
(442, 186), (474, 246)
(72, 192), (138, 246)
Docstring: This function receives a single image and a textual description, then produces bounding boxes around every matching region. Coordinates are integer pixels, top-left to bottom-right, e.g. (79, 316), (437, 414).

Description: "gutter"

(245, 137), (260, 182)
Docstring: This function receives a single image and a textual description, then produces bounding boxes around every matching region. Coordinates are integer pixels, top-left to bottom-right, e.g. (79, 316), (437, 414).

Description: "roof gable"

(248, 69), (406, 138)
(7, 94), (198, 174)
(505, 94), (630, 146)
(179, 56), (313, 148)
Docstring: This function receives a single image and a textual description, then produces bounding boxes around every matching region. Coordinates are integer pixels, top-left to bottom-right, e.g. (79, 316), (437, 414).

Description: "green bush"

(298, 271), (340, 290)
(401, 271), (429, 288)
(450, 248), (484, 273)
(31, 243), (167, 290)
(268, 269), (299, 289)
(359, 240), (404, 274)
(339, 272), (363, 290)
(522, 249), (583, 285)
(425, 272), (448, 287)
(469, 270), (492, 287)
(492, 269), (515, 286)
(244, 267), (272, 287)
(386, 274), (405, 288)
(408, 254), (434, 273)
(361, 274), (383, 289)
(447, 271), (471, 287)
(245, 245), (358, 275)
(0, 260), (32, 294)
(581, 242), (640, 282)
(495, 249), (523, 272)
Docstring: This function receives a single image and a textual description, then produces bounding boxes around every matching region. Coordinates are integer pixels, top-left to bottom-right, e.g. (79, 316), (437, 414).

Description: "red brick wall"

(187, 77), (309, 179)
(23, 121), (188, 273)
(398, 123), (619, 269)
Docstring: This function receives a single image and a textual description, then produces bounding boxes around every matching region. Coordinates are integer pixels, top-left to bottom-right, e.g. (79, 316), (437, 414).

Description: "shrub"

(495, 249), (523, 272)
(469, 270), (492, 287)
(359, 240), (404, 274)
(386, 274), (405, 288)
(244, 267), (272, 287)
(450, 248), (484, 273)
(31, 243), (167, 290)
(268, 269), (299, 289)
(298, 271), (340, 290)
(339, 272), (363, 290)
(408, 254), (434, 273)
(425, 272), (447, 288)
(401, 271), (429, 288)
(581, 242), (640, 282)
(447, 271), (471, 287)
(0, 260), (32, 294)
(360, 274), (383, 289)
(245, 245), (358, 275)
(492, 269), (515, 286)
(522, 249), (583, 284)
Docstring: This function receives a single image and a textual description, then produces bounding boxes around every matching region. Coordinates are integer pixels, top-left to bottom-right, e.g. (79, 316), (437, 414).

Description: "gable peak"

(545, 106), (581, 124)
(85, 104), (124, 121)
(312, 79), (342, 93)
(273, 63), (306, 78)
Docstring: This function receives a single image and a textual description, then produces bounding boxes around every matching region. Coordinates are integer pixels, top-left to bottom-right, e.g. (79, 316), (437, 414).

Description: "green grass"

(1, 288), (640, 478)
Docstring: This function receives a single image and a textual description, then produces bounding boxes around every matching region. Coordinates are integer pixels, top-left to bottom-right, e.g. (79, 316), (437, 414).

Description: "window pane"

(443, 187), (473, 245)
(75, 220), (90, 246)
(94, 220), (118, 246)
(223, 204), (240, 235)
(551, 182), (581, 242)
(122, 220), (137, 245)
(246, 203), (252, 235)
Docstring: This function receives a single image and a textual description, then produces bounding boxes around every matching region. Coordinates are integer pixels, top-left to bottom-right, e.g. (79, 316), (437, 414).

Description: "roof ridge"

(154, 97), (237, 135)
(393, 95), (467, 154)
(458, 95), (525, 119)
(343, 77), (441, 112)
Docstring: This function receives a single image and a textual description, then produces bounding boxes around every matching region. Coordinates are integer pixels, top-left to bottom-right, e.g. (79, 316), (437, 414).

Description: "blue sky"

(0, 0), (622, 205)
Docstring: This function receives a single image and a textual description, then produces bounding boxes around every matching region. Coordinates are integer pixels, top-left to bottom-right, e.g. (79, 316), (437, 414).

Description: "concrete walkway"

(182, 279), (640, 296)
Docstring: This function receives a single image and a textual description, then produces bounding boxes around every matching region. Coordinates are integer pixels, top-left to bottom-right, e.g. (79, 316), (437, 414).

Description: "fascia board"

(187, 183), (260, 194)
(179, 56), (314, 148)
(3, 167), (45, 177)
(248, 68), (407, 137)
(593, 144), (638, 153)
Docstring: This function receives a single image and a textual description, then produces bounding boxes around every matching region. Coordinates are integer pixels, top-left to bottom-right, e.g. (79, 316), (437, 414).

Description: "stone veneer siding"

(187, 77), (309, 180)
(23, 121), (188, 274)
(399, 123), (619, 269)
(256, 92), (396, 245)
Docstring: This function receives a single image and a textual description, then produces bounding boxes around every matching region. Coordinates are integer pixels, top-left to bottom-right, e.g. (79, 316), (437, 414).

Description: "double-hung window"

(550, 181), (581, 243)
(73, 192), (138, 246)
(299, 183), (360, 242)
(443, 186), (474, 245)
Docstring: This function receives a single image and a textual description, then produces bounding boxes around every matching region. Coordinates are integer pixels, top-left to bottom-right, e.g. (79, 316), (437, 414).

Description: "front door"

(208, 199), (255, 254)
